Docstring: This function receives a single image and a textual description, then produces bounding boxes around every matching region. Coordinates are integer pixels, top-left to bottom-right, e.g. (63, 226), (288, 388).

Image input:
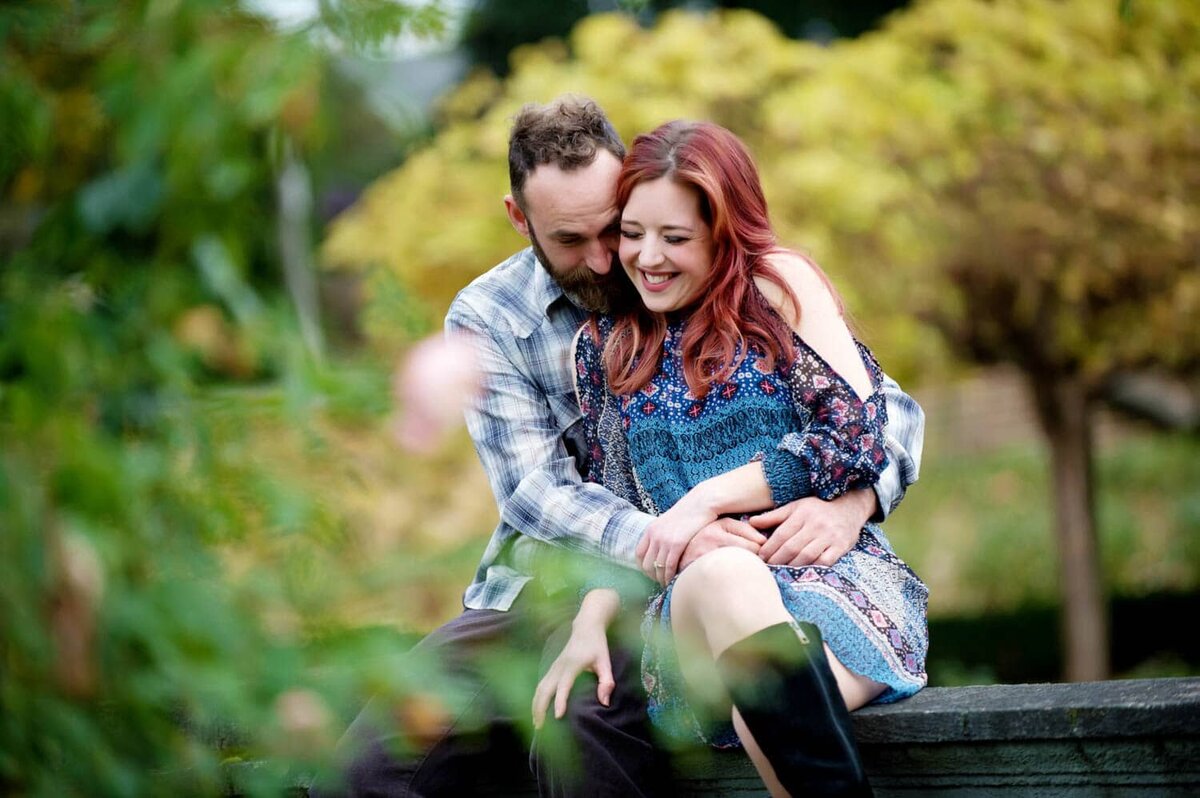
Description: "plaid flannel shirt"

(446, 248), (925, 611)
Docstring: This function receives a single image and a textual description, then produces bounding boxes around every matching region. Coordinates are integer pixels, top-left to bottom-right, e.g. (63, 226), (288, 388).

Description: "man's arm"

(677, 373), (925, 571)
(447, 303), (652, 566)
(748, 373), (925, 567)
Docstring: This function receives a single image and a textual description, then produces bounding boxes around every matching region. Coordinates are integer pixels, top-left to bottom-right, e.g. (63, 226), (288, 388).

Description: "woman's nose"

(639, 237), (664, 266)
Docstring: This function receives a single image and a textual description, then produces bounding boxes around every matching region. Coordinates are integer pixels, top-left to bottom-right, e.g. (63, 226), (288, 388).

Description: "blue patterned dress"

(573, 314), (929, 747)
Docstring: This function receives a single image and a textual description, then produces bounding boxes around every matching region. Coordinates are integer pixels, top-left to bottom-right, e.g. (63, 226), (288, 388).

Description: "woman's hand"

(635, 487), (720, 585)
(533, 589), (620, 729)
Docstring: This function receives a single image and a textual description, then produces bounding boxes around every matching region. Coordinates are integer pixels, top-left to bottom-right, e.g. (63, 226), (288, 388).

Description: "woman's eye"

(665, 236), (687, 245)
(620, 230), (642, 239)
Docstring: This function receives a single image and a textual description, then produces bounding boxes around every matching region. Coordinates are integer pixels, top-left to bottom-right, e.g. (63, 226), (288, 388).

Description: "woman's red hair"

(604, 121), (800, 399)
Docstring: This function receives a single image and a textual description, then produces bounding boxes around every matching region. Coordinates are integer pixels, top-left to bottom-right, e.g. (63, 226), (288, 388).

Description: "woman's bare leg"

(670, 549), (886, 797)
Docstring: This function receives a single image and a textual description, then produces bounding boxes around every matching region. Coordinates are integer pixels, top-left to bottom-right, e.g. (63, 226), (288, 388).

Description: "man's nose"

(584, 240), (612, 274)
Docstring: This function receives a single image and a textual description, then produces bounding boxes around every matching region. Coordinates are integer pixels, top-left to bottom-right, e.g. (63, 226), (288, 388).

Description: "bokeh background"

(3, 0), (1197, 793)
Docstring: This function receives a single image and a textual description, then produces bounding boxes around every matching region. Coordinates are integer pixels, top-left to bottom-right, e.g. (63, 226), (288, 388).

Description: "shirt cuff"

(602, 509), (655, 567)
(871, 459), (902, 522)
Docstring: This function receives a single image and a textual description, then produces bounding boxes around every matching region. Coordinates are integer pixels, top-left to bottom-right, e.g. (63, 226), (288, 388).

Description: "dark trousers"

(314, 592), (675, 798)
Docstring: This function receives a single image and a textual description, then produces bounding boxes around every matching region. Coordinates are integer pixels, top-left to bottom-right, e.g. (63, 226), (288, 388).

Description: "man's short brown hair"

(508, 96), (626, 210)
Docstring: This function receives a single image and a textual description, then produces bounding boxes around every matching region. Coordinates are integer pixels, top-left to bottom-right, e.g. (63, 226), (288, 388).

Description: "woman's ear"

(504, 195), (531, 239)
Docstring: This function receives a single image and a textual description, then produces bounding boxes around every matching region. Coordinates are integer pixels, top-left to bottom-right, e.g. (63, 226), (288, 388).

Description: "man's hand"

(678, 517), (767, 572)
(750, 489), (875, 567)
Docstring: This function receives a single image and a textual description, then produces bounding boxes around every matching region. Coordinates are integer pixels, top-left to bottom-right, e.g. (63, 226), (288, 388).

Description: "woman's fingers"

(662, 545), (683, 585)
(642, 549), (658, 580)
(642, 528), (702, 584)
(532, 676), (554, 728)
(553, 676), (572, 720)
(644, 546), (673, 585)
(595, 653), (614, 708)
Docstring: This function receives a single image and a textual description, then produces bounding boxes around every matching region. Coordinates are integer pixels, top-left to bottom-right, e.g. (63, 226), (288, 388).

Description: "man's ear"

(504, 195), (531, 239)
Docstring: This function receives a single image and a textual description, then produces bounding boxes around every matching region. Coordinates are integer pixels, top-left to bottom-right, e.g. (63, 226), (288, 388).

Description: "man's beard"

(529, 228), (618, 314)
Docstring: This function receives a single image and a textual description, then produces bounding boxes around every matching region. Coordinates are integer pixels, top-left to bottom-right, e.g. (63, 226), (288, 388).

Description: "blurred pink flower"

(392, 332), (483, 453)
(274, 688), (333, 756)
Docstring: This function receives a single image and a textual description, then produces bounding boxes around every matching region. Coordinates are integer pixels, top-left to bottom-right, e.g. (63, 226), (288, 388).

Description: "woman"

(534, 121), (928, 797)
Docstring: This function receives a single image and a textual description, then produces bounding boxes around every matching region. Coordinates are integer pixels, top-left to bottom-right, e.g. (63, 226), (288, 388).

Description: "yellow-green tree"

(783, 0), (1199, 680)
(323, 1), (1200, 680)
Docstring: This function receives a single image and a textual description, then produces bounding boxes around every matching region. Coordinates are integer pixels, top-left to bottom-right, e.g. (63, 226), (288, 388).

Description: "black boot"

(716, 622), (872, 797)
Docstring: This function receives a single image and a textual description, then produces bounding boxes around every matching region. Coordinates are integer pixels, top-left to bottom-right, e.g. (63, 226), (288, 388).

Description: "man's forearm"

(849, 485), (879, 526)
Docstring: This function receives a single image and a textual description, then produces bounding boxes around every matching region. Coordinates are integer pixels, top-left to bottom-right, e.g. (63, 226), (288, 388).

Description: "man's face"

(509, 152), (624, 312)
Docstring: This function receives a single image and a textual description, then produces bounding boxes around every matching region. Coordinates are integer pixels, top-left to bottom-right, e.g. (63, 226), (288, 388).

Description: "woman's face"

(618, 177), (716, 314)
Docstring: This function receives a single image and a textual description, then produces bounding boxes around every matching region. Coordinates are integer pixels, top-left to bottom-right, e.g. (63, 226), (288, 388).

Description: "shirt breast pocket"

(548, 389), (582, 435)
(549, 390), (587, 476)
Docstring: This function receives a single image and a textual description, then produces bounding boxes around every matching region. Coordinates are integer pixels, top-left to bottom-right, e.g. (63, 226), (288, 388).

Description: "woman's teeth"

(644, 272), (671, 285)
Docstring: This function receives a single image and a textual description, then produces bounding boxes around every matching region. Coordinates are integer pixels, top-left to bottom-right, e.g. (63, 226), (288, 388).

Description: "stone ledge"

(851, 677), (1200, 743)
(242, 677), (1200, 796)
(672, 677), (1200, 797)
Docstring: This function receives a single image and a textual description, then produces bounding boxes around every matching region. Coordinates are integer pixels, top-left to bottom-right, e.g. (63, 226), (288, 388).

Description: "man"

(327, 96), (924, 797)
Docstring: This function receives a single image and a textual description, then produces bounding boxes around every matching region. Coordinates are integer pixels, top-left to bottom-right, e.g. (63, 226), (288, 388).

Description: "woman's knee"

(671, 548), (793, 657)
(675, 547), (772, 601)
(672, 548), (778, 626)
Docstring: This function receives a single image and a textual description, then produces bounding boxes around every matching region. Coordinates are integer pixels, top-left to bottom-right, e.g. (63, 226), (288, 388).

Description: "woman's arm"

(752, 252), (890, 501)
(635, 461), (774, 584)
(532, 588), (621, 728)
(757, 251), (920, 514)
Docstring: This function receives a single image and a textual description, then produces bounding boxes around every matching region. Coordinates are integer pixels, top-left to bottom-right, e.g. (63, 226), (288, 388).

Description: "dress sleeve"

(572, 321), (609, 486)
(760, 339), (890, 505)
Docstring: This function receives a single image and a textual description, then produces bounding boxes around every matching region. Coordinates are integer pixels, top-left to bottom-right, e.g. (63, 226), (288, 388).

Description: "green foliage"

(461, 0), (592, 76)
(0, 0), (450, 794)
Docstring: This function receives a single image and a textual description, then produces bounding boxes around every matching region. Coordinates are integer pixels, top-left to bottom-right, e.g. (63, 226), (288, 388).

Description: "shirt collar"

(507, 249), (586, 339)
(531, 251), (567, 318)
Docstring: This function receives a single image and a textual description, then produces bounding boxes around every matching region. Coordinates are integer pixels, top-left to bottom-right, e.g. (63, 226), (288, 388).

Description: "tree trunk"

(1030, 372), (1109, 681)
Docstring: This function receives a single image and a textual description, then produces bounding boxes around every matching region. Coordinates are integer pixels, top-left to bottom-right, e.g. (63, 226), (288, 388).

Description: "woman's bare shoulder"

(753, 250), (837, 328)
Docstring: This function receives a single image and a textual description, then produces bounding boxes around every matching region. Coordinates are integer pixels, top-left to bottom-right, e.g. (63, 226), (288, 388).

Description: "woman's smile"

(639, 270), (678, 289)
